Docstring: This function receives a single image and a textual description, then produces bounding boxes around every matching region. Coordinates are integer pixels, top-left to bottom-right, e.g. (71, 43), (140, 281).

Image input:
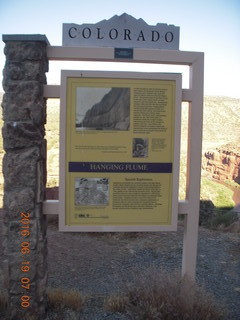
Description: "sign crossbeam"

(43, 85), (193, 102)
(47, 46), (202, 65)
(44, 199), (190, 215)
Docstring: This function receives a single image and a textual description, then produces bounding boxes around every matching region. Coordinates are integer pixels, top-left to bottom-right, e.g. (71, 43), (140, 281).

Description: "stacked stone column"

(2, 35), (49, 320)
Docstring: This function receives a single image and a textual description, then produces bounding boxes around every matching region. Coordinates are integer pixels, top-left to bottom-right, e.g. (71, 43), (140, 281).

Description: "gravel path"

(0, 214), (239, 319)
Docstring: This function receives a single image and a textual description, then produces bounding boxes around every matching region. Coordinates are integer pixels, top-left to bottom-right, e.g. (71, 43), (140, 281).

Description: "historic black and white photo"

(132, 138), (149, 158)
(76, 87), (130, 130)
(75, 178), (109, 206)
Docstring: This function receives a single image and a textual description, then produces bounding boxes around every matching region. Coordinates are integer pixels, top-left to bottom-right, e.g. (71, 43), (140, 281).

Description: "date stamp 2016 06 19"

(19, 212), (31, 309)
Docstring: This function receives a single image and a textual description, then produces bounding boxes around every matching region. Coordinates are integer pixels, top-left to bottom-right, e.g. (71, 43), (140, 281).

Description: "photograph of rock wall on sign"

(76, 87), (130, 131)
(59, 71), (181, 232)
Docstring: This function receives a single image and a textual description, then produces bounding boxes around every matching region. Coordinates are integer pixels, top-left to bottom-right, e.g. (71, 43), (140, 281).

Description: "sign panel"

(59, 71), (181, 232)
(62, 13), (180, 50)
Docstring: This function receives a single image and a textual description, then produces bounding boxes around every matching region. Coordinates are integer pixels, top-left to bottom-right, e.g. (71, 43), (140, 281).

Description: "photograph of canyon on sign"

(76, 87), (130, 131)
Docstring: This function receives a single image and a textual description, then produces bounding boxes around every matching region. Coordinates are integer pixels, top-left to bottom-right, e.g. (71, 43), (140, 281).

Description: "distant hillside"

(202, 96), (240, 150)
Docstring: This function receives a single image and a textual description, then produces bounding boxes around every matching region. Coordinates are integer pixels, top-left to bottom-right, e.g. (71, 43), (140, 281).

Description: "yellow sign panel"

(60, 71), (181, 231)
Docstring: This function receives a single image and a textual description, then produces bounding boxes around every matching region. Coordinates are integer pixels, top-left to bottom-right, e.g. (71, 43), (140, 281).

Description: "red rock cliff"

(202, 145), (240, 183)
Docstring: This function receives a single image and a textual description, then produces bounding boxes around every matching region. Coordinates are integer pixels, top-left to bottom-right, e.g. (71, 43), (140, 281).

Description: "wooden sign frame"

(43, 46), (204, 279)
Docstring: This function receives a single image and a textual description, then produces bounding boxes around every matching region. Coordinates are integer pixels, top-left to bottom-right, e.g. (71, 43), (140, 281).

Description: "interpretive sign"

(59, 71), (181, 232)
(62, 13), (180, 50)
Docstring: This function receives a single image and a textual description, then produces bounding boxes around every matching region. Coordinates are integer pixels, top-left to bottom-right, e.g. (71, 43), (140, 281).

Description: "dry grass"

(0, 289), (84, 320)
(105, 267), (226, 320)
(47, 287), (86, 311)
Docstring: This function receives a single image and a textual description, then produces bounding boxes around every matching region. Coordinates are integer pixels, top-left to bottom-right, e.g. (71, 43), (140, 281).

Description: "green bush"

(199, 199), (238, 229)
(206, 209), (239, 230)
(199, 200), (215, 226)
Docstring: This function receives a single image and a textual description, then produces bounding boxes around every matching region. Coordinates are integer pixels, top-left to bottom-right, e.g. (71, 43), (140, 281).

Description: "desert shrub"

(47, 287), (86, 311)
(199, 199), (238, 229)
(105, 268), (225, 320)
(206, 209), (239, 230)
(199, 199), (215, 226)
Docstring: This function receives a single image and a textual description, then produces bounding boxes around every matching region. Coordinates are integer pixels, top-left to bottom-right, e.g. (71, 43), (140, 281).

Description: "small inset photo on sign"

(76, 87), (130, 130)
(132, 138), (149, 158)
(75, 178), (109, 206)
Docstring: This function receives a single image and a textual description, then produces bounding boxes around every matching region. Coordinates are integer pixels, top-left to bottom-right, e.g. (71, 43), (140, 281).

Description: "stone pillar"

(2, 35), (49, 320)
